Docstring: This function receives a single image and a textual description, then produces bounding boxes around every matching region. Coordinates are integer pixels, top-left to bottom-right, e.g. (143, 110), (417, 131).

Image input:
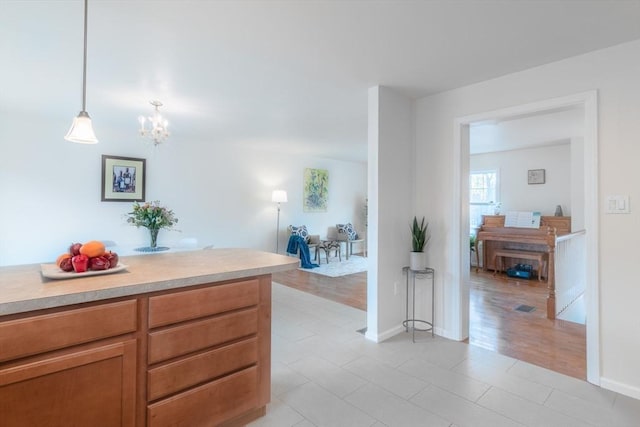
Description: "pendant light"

(65, 0), (98, 144)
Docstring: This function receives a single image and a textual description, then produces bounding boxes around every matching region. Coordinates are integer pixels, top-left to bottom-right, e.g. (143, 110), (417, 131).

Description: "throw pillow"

(290, 225), (309, 242)
(336, 223), (357, 240)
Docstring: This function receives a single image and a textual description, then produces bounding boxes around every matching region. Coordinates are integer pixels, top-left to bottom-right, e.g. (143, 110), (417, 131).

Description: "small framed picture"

(527, 169), (545, 185)
(101, 155), (146, 201)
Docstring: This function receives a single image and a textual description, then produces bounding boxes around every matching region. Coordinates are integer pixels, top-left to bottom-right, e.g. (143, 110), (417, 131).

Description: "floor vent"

(515, 304), (536, 313)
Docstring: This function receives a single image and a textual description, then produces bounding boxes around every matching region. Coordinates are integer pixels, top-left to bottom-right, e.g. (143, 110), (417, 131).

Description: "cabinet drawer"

(148, 337), (258, 401)
(148, 366), (258, 427)
(148, 279), (259, 328)
(148, 308), (257, 364)
(0, 300), (137, 362)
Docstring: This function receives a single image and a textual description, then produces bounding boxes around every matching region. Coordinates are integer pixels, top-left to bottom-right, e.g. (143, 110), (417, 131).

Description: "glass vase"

(149, 228), (159, 248)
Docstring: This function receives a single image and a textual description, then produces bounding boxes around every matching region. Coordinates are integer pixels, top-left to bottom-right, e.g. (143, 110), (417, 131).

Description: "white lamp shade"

(272, 190), (288, 203)
(65, 111), (98, 144)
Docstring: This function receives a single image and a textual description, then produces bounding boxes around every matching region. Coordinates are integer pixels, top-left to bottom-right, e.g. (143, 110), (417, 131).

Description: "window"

(470, 170), (498, 231)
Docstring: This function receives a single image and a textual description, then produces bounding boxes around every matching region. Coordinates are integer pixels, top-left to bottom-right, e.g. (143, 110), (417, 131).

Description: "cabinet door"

(0, 340), (136, 427)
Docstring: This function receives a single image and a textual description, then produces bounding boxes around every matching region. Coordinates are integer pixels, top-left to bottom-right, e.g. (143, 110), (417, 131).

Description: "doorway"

(451, 91), (600, 384)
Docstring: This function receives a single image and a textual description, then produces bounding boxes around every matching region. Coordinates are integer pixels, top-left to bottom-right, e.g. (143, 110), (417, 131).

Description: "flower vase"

(149, 228), (159, 248)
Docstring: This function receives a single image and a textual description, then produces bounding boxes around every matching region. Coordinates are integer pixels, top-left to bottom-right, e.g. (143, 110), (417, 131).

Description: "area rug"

(300, 255), (368, 277)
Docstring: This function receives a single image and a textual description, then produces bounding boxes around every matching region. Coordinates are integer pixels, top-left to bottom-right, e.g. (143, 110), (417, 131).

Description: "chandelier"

(138, 100), (169, 145)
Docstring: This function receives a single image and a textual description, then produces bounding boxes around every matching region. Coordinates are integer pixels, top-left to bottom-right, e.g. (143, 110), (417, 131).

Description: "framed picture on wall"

(303, 168), (328, 212)
(101, 155), (146, 201)
(527, 169), (545, 185)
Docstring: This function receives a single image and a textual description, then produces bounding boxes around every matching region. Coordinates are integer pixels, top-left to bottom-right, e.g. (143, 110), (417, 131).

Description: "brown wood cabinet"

(146, 276), (271, 427)
(0, 301), (138, 427)
(0, 275), (272, 427)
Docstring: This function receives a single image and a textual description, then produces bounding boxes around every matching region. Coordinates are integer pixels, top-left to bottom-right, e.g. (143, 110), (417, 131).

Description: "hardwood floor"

(469, 268), (586, 380)
(272, 265), (586, 380)
(272, 269), (367, 311)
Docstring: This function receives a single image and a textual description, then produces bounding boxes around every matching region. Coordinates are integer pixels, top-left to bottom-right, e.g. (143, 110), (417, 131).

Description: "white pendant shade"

(66, 0), (98, 144)
(65, 111), (98, 144)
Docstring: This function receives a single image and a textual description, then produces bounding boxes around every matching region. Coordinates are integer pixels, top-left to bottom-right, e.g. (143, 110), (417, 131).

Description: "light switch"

(605, 195), (630, 214)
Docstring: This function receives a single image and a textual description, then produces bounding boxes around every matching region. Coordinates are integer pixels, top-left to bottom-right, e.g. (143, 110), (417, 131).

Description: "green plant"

(410, 216), (430, 252)
(470, 234), (476, 252)
(126, 201), (178, 231)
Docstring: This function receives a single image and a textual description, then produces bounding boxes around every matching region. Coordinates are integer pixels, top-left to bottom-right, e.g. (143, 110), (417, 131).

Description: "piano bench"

(493, 249), (547, 281)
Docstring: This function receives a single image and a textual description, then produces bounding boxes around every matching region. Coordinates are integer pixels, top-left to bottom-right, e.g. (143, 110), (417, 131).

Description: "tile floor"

(248, 283), (640, 427)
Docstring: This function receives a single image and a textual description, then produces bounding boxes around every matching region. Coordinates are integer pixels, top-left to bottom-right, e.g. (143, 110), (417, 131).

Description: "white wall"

(0, 111), (366, 266)
(366, 86), (414, 342)
(414, 39), (640, 399)
(470, 144), (571, 216)
(571, 137), (585, 230)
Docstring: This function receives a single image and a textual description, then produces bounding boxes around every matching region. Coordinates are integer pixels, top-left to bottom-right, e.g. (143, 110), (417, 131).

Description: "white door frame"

(451, 91), (600, 384)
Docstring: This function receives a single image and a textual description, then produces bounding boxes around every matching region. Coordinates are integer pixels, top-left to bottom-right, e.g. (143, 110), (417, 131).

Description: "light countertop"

(0, 248), (299, 316)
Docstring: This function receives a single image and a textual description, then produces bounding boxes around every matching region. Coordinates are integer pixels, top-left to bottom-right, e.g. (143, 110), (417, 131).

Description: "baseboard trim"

(600, 377), (640, 400)
(365, 324), (405, 342)
(366, 324), (455, 342)
(434, 326), (450, 339)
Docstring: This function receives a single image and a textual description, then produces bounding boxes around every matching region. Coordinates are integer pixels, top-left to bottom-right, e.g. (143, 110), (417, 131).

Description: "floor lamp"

(272, 190), (288, 253)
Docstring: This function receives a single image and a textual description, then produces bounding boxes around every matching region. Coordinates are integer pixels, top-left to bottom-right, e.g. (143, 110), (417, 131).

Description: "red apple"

(89, 256), (110, 271)
(69, 242), (82, 256)
(71, 254), (89, 273)
(104, 251), (119, 269)
(59, 257), (74, 272)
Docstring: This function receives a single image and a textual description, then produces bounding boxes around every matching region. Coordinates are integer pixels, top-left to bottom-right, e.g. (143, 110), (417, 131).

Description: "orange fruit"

(56, 253), (71, 267)
(79, 240), (106, 258)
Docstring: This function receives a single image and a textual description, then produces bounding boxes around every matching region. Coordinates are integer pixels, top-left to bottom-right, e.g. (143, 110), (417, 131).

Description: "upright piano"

(474, 215), (571, 319)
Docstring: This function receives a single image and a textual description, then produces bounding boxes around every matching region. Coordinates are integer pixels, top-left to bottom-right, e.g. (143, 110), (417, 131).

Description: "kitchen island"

(0, 248), (299, 427)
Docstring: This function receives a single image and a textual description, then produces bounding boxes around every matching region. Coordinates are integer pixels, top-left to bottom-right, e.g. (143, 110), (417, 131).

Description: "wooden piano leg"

(546, 249), (556, 319)
(537, 259), (542, 281)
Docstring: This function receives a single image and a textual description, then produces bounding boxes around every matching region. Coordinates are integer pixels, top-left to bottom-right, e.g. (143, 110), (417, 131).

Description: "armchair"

(336, 223), (366, 259)
(288, 225), (320, 261)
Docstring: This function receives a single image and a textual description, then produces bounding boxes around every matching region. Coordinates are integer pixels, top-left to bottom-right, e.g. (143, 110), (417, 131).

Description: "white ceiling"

(2, 0), (640, 162)
(470, 106), (585, 155)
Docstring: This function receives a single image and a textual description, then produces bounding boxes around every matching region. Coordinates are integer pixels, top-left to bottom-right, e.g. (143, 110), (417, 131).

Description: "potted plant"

(470, 234), (477, 268)
(409, 216), (430, 270)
